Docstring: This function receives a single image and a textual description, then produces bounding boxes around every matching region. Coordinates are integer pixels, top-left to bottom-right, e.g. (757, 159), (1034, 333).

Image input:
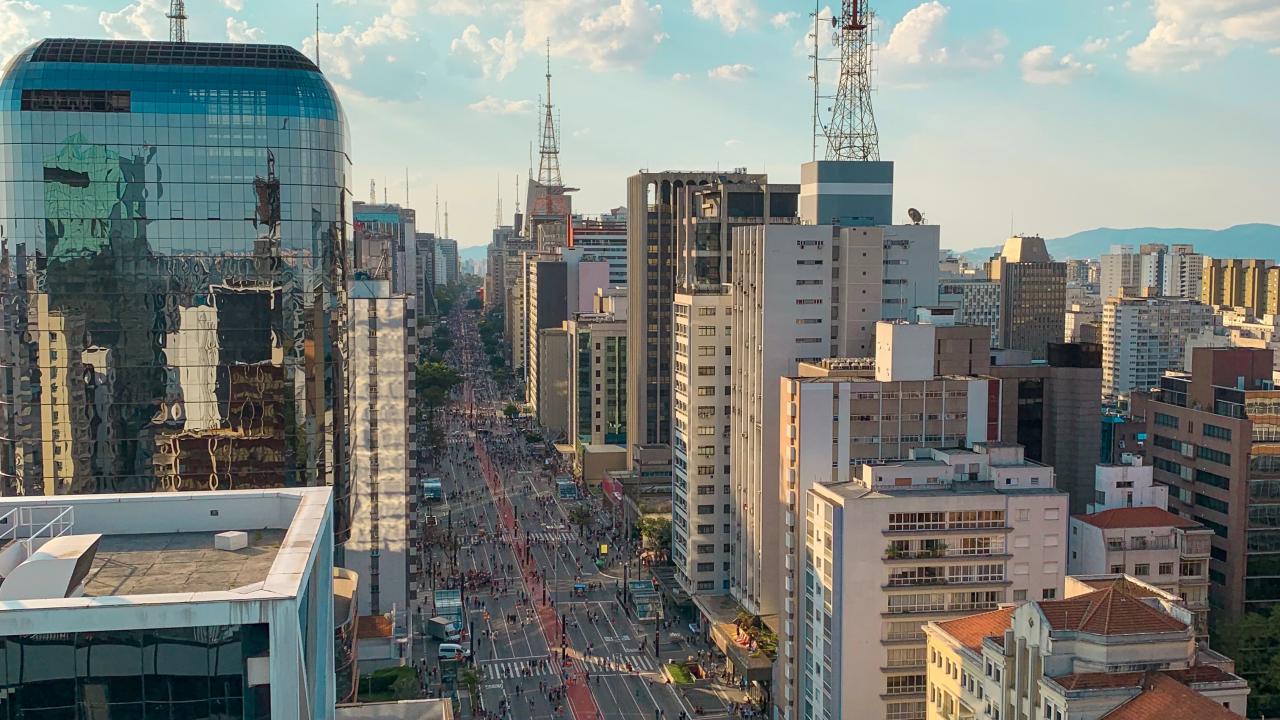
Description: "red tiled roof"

(1076, 507), (1203, 530)
(935, 607), (1016, 651)
(1164, 665), (1242, 686)
(1038, 587), (1188, 635)
(1055, 671), (1146, 691)
(1077, 576), (1162, 598)
(1100, 672), (1238, 720)
(357, 614), (394, 639)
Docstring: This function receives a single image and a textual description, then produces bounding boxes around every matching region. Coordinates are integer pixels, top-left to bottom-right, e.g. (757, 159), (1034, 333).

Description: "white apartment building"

(799, 444), (1068, 720)
(1101, 244), (1203, 302)
(1087, 453), (1169, 512)
(924, 575), (1247, 720)
(672, 289), (734, 597)
(348, 279), (416, 618)
(1101, 246), (1144, 301)
(1163, 244), (1204, 299)
(1101, 295), (1217, 398)
(729, 224), (941, 617)
(0, 488), (340, 719)
(939, 278), (1000, 347)
(1064, 299), (1103, 343)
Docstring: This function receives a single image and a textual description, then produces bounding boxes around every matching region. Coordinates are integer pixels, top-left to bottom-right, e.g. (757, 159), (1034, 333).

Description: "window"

(1159, 562), (1174, 575)
(1110, 564), (1124, 574)
(697, 524), (715, 533)
(1134, 563), (1150, 576)
(21, 89), (131, 112)
(697, 505), (715, 515)
(697, 562), (714, 572)
(1154, 412), (1179, 429)
(1197, 446), (1231, 466)
(1195, 493), (1229, 514)
(1195, 469), (1230, 489)
(885, 675), (926, 695)
(697, 307), (716, 316)
(697, 326), (716, 336)
(1041, 588), (1057, 600)
(1203, 424), (1232, 441)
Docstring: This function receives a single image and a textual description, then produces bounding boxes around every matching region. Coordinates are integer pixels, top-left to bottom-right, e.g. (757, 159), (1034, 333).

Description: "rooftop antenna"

(314, 3), (320, 68)
(809, 0), (822, 161)
(496, 174), (503, 227)
(536, 38), (564, 187)
(514, 175), (521, 215)
(369, 179), (376, 205)
(823, 0), (880, 161)
(166, 0), (187, 43)
(382, 176), (387, 204)
(434, 187), (440, 235)
(444, 202), (450, 239)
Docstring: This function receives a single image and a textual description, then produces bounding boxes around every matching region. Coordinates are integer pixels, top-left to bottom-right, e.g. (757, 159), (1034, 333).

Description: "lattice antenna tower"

(823, 0), (880, 161)
(536, 38), (563, 187)
(369, 179), (376, 205)
(166, 0), (188, 43)
(495, 174), (503, 227)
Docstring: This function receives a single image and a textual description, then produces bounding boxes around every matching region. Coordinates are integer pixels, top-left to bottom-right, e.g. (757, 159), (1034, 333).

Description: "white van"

(438, 643), (471, 661)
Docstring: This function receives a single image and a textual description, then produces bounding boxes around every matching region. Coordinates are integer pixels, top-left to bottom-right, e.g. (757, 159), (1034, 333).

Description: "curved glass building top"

(0, 38), (352, 542)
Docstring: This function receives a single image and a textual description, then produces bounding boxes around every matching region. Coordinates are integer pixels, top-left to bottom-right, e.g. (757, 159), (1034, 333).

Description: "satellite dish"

(907, 208), (924, 225)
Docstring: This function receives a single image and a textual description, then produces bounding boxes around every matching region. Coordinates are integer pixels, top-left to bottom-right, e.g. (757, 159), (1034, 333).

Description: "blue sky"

(2, 0), (1277, 250)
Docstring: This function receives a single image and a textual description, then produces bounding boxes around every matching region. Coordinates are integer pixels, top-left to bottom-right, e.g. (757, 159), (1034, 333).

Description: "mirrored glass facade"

(0, 40), (352, 541)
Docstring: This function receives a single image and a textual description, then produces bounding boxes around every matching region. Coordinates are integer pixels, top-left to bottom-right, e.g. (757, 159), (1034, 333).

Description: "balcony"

(884, 577), (1011, 590)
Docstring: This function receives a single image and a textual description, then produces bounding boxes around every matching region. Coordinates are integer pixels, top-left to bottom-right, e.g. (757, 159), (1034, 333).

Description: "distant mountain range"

(958, 223), (1280, 263)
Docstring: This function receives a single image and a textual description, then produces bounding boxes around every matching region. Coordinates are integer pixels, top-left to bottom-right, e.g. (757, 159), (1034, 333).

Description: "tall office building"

(626, 170), (766, 462)
(1163, 244), (1204, 298)
(433, 237), (460, 286)
(1101, 295), (1216, 398)
(1137, 347), (1280, 622)
(566, 292), (628, 447)
(0, 40), (351, 541)
(989, 236), (1066, 360)
(989, 343), (1103, 514)
(1100, 245), (1145, 300)
(415, 231), (437, 319)
(347, 279), (417, 617)
(938, 278), (1000, 346)
(1102, 243), (1203, 301)
(352, 202), (416, 296)
(572, 213), (628, 288)
(524, 258), (568, 417)
(486, 225), (516, 311)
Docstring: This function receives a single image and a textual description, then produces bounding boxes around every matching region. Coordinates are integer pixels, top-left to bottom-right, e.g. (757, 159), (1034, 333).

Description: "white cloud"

(451, 25), (521, 79)
(880, 1), (950, 66)
(98, 0), (165, 40)
(427, 0), (482, 14)
(691, 0), (757, 34)
(226, 17), (261, 41)
(707, 63), (753, 80)
(468, 96), (535, 114)
(221, 0), (244, 11)
(572, 127), (591, 136)
(0, 1), (49, 68)
(724, 138), (741, 147)
(1271, 46), (1280, 55)
(522, 0), (665, 71)
(62, 3), (89, 10)
(301, 13), (415, 80)
(671, 72), (691, 81)
(1128, 0), (1280, 72)
(1020, 45), (1093, 84)
(226, 17), (261, 42)
(771, 11), (797, 28)
(1082, 36), (1110, 53)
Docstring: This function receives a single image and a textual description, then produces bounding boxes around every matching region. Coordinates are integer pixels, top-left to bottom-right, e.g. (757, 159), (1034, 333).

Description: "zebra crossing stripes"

(526, 531), (577, 544)
(576, 653), (659, 675)
(484, 660), (552, 680)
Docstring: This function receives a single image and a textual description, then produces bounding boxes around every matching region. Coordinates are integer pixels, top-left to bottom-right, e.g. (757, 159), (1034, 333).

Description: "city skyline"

(3, 0), (1275, 250)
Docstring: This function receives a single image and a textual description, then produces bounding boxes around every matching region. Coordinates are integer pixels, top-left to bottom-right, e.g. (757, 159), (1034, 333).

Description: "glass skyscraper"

(0, 40), (352, 540)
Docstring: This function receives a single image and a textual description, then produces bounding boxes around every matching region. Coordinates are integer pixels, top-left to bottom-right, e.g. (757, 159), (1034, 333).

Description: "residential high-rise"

(347, 279), (417, 618)
(625, 170), (767, 462)
(524, 258), (568, 420)
(924, 576), (1248, 720)
(486, 225), (516, 311)
(0, 40), (351, 541)
(1101, 295), (1216, 398)
(1064, 299), (1102, 343)
(1102, 243), (1204, 302)
(938, 277), (1000, 346)
(1101, 245), (1145, 300)
(566, 293), (628, 447)
(989, 343), (1103, 514)
(536, 327), (571, 436)
(1163, 244), (1204, 299)
(415, 231), (438, 319)
(799, 443), (1068, 720)
(1136, 346), (1280, 622)
(989, 236), (1066, 360)
(1202, 257), (1277, 315)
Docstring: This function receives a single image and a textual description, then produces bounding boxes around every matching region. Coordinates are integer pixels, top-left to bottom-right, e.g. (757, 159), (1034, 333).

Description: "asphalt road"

(418, 307), (728, 720)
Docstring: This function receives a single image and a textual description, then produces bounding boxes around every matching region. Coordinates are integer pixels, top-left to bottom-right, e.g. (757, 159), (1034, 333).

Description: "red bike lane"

(470, 393), (601, 720)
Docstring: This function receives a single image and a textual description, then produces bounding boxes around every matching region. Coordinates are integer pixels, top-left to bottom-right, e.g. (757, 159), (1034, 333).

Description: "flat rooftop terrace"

(84, 529), (286, 596)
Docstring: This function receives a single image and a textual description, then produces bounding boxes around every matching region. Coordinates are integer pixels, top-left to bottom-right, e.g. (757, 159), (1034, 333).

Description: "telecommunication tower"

(822, 0), (880, 161)
(166, 0), (188, 43)
(536, 39), (563, 187)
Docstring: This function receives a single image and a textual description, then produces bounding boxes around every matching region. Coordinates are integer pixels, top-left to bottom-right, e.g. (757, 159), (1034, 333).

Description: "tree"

(568, 504), (593, 529)
(465, 297), (482, 311)
(459, 667), (482, 707)
(416, 361), (461, 408)
(637, 516), (672, 553)
(503, 402), (519, 419)
(390, 673), (419, 700)
(1215, 606), (1280, 718)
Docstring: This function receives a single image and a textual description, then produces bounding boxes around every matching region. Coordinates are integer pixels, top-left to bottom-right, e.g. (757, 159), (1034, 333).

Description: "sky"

(1, 0), (1278, 250)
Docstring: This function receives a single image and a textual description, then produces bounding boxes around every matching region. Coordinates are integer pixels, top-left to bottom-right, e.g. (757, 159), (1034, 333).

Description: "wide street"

(418, 303), (737, 720)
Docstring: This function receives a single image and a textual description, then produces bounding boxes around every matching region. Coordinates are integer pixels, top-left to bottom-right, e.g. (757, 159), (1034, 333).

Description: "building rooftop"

(30, 38), (319, 71)
(1038, 587), (1188, 635)
(999, 235), (1051, 263)
(83, 529), (285, 596)
(1054, 665), (1240, 692)
(1096, 672), (1239, 720)
(1073, 575), (1167, 598)
(935, 607), (1017, 652)
(1076, 507), (1204, 530)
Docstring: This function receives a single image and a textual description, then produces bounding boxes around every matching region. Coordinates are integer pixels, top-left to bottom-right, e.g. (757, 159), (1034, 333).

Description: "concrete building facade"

(799, 444), (1068, 720)
(566, 308), (629, 447)
(1101, 295), (1216, 398)
(989, 236), (1066, 360)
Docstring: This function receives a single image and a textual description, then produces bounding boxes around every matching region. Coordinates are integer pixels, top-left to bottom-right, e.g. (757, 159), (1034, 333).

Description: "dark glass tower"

(0, 40), (352, 541)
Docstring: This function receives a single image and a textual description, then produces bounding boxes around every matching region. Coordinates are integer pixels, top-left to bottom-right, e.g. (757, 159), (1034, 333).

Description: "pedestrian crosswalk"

(526, 531), (577, 544)
(481, 653), (661, 680)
